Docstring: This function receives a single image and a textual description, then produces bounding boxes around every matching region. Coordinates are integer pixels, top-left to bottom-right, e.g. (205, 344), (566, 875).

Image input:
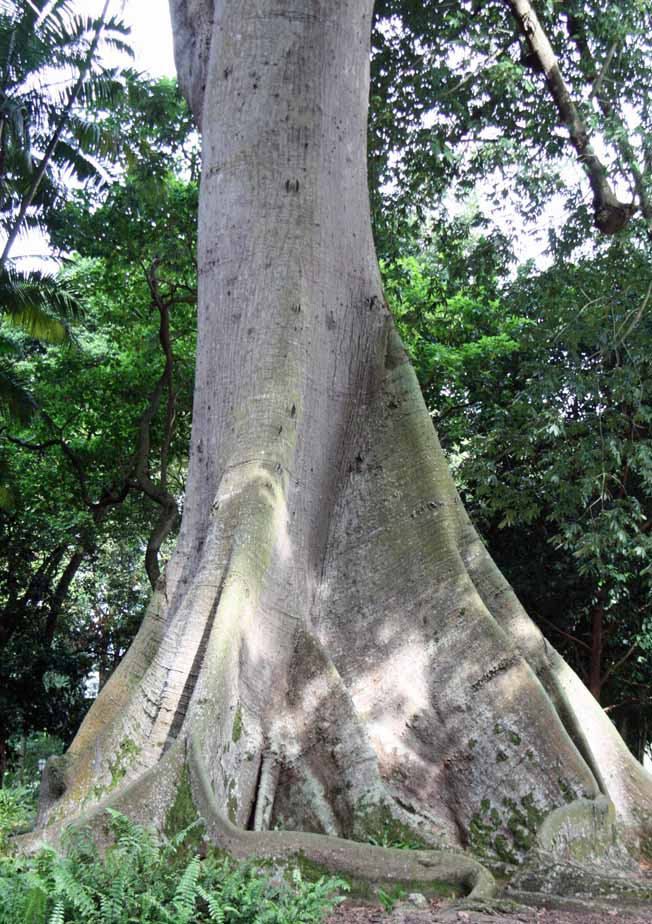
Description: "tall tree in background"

(31, 0), (652, 898)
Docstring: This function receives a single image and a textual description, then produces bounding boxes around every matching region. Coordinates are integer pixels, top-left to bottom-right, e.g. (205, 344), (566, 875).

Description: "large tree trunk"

(32, 0), (652, 892)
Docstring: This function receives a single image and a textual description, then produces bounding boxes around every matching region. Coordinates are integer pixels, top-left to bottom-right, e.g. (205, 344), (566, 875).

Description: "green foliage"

(0, 786), (35, 853)
(0, 266), (83, 433)
(0, 810), (346, 924)
(377, 886), (406, 912)
(3, 732), (65, 790)
(0, 75), (197, 762)
(370, 0), (652, 256)
(385, 217), (652, 755)
(0, 0), (132, 245)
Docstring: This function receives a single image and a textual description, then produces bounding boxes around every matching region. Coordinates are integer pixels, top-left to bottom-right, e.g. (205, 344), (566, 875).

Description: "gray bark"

(30, 0), (652, 888)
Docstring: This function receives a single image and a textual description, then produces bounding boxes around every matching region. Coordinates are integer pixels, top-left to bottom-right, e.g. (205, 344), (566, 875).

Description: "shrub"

(0, 786), (36, 853)
(0, 809), (347, 924)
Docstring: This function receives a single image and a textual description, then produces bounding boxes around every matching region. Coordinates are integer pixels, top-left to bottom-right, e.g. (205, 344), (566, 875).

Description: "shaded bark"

(29, 0), (652, 892)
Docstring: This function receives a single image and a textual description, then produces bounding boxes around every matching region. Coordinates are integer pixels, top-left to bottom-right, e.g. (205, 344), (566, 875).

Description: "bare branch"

(505, 0), (635, 234)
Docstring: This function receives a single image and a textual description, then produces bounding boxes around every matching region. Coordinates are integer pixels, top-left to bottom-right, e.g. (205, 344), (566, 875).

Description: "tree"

(382, 218), (652, 757)
(0, 77), (198, 785)
(30, 0), (652, 901)
(0, 0), (130, 263)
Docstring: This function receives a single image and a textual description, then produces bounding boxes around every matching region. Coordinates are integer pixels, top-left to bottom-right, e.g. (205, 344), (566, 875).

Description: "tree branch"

(564, 9), (652, 224)
(505, 0), (635, 234)
(536, 612), (593, 653)
(601, 640), (640, 688)
(134, 260), (181, 588)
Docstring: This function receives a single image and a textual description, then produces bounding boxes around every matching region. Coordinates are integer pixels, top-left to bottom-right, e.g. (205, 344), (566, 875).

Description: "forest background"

(0, 0), (651, 810)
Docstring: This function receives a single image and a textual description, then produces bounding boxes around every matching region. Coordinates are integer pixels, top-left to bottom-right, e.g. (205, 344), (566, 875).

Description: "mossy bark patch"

(163, 764), (206, 853)
(468, 793), (547, 865)
(231, 705), (243, 744)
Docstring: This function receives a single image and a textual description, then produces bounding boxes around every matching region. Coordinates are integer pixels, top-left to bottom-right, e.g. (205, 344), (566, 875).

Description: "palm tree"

(0, 1), (132, 503)
(0, 0), (132, 261)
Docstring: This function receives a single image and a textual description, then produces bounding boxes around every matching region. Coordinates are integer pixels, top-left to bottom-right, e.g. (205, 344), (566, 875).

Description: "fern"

(0, 807), (347, 924)
(48, 900), (64, 924)
(173, 854), (201, 924)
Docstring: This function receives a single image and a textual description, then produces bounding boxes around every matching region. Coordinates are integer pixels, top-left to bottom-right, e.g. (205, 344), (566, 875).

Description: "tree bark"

(30, 0), (652, 889)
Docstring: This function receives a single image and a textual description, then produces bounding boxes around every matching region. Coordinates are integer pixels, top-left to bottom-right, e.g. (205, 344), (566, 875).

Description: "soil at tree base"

(327, 898), (652, 923)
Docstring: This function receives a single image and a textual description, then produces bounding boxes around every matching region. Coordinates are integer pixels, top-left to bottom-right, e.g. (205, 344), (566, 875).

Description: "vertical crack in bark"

(163, 550), (233, 749)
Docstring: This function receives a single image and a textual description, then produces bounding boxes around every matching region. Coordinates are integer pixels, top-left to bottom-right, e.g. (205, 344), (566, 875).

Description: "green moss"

(469, 793), (547, 865)
(496, 750), (508, 763)
(640, 832), (652, 861)
(558, 778), (578, 804)
(88, 738), (141, 803)
(163, 765), (206, 853)
(354, 802), (429, 849)
(508, 732), (521, 746)
(232, 705), (243, 744)
(468, 738), (477, 750)
(290, 852), (458, 901)
(493, 723), (503, 735)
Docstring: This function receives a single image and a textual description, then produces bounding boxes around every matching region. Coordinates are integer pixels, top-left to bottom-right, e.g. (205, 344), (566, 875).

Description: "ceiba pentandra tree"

(34, 0), (652, 895)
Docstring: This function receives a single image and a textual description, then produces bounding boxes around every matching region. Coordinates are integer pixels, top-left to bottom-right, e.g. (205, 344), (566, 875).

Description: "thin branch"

(601, 640), (640, 687)
(536, 612), (593, 653)
(589, 42), (617, 102)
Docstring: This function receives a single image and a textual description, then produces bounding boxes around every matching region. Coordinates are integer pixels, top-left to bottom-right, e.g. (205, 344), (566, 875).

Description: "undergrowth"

(0, 808), (347, 924)
(0, 786), (36, 852)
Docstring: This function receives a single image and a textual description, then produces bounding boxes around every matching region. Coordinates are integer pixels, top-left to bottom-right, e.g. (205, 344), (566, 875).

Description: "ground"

(326, 861), (652, 924)
(327, 897), (652, 924)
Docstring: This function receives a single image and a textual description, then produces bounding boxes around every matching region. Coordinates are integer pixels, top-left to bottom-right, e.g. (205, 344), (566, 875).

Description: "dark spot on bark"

(290, 403), (296, 418)
(247, 327), (254, 336)
(285, 178), (300, 193)
(276, 463), (283, 474)
(278, 425), (283, 435)
(326, 311), (336, 330)
(227, 290), (231, 296)
(291, 303), (301, 313)
(471, 655), (520, 692)
(224, 66), (232, 79)
(253, 83), (258, 89)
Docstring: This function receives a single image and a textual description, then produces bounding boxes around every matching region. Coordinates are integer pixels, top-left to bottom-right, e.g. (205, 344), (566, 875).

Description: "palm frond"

(0, 266), (82, 343)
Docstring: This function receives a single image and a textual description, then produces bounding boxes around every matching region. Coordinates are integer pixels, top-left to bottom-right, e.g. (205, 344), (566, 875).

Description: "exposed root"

(448, 898), (531, 917)
(253, 748), (280, 832)
(188, 733), (496, 901)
